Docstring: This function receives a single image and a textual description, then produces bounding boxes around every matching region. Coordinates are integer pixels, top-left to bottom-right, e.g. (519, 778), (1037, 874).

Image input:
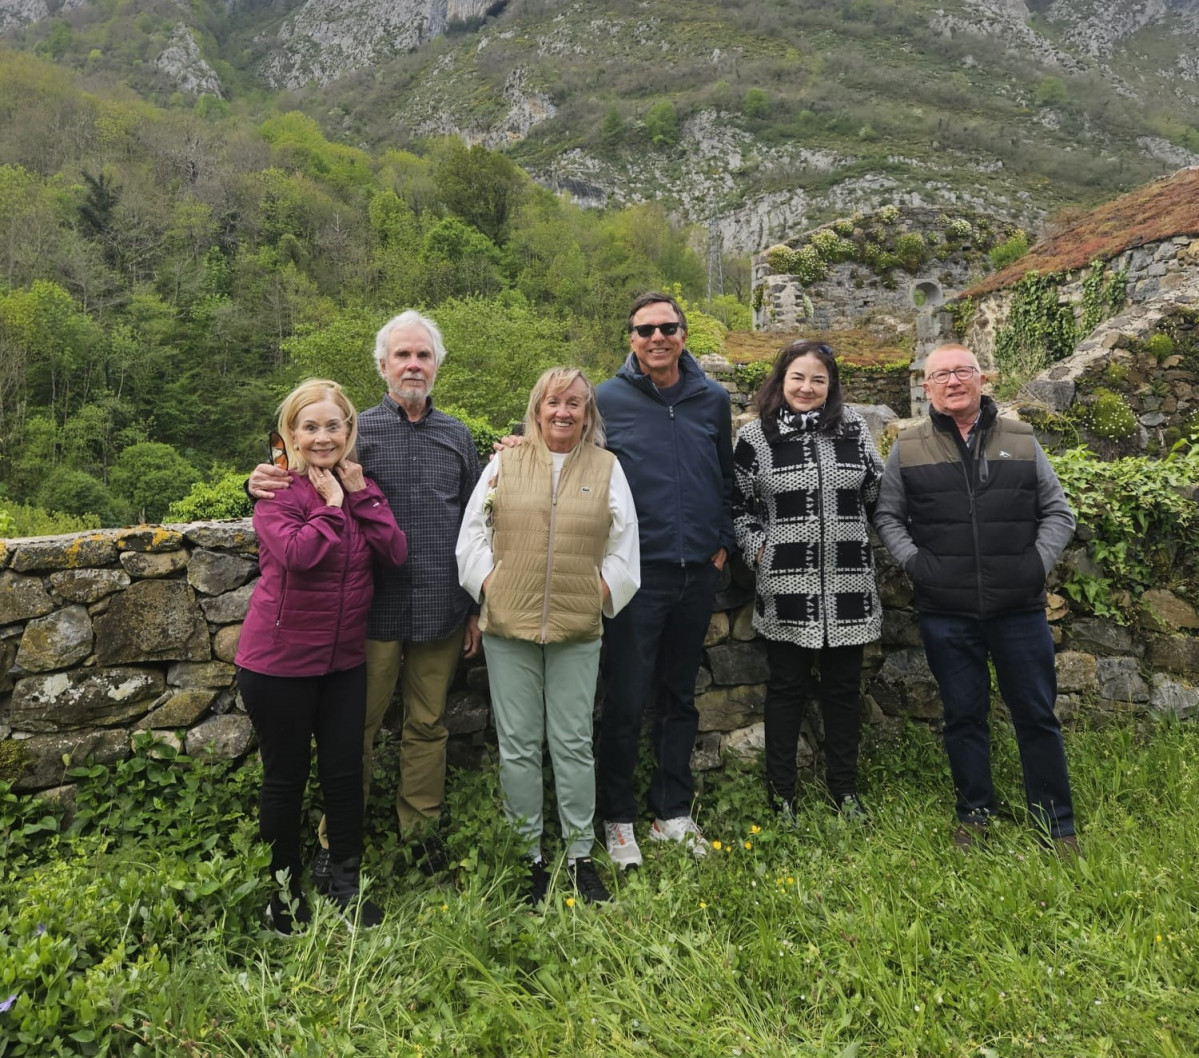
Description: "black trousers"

(763, 640), (864, 806)
(237, 665), (367, 891)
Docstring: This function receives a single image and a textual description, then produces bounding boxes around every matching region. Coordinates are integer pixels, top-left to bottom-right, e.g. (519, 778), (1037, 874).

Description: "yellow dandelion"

(1155, 934), (1163, 944)
(724, 844), (732, 853)
(712, 840), (723, 850)
(786, 876), (795, 885)
(699, 900), (707, 909)
(440, 903), (449, 912)
(750, 825), (762, 835)
(566, 897), (576, 908)
(744, 841), (753, 850)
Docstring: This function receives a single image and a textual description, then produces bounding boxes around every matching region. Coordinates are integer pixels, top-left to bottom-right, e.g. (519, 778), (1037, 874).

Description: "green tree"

(434, 143), (525, 243)
(108, 442), (201, 523)
(644, 101), (679, 146)
(743, 88), (769, 119)
(36, 468), (126, 526)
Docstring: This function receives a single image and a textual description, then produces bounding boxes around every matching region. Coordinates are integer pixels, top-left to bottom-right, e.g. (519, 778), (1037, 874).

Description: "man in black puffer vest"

(875, 344), (1079, 853)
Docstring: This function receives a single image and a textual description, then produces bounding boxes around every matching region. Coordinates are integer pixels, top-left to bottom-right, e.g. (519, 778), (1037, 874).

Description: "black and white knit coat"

(732, 406), (884, 649)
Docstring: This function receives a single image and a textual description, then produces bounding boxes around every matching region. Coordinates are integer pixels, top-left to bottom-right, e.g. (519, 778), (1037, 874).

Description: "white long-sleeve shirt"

(456, 449), (641, 619)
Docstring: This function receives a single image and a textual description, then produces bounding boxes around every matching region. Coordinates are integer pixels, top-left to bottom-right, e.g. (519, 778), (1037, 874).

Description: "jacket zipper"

(540, 466), (561, 644)
(331, 510), (351, 662)
(814, 435), (828, 640)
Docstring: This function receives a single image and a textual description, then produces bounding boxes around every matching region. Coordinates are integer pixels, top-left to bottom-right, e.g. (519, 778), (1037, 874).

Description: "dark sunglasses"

(268, 430), (288, 469)
(630, 322), (682, 338)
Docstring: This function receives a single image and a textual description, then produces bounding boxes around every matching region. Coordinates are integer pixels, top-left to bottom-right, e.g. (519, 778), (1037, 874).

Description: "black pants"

(237, 665), (367, 890)
(763, 640), (864, 806)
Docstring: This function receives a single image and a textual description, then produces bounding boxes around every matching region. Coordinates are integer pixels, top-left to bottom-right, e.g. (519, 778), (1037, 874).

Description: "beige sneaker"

(648, 815), (710, 858)
(604, 821), (643, 870)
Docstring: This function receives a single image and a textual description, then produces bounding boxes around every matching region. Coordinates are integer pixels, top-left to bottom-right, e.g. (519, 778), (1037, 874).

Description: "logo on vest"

(580, 485), (592, 494)
(998, 450), (1011, 458)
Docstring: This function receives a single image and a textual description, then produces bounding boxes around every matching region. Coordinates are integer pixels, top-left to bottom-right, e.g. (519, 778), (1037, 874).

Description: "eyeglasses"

(268, 430), (288, 469)
(296, 419), (350, 436)
(630, 322), (682, 338)
(926, 366), (979, 385)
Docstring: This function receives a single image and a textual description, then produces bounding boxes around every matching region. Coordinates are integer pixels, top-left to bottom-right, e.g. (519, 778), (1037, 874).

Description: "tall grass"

(3, 720), (1196, 1056)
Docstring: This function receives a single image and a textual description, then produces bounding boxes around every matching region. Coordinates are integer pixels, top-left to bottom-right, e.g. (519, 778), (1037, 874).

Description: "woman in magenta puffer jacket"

(236, 379), (407, 934)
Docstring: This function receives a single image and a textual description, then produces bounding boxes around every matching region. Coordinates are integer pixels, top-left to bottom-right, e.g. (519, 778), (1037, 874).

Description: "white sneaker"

(604, 821), (643, 870)
(648, 815), (710, 858)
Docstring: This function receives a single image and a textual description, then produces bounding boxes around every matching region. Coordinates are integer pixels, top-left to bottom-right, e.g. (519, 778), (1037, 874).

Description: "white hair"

(372, 310), (447, 372)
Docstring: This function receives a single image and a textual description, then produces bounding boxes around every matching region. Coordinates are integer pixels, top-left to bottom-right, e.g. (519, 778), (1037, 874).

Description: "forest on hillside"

(0, 54), (749, 532)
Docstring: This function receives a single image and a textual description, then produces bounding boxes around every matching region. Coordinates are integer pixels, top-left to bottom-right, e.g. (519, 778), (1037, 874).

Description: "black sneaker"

(266, 891), (311, 936)
(327, 856), (384, 929)
(415, 834), (450, 877)
(568, 857), (611, 904)
(836, 793), (868, 822)
(526, 858), (550, 906)
(311, 846), (332, 895)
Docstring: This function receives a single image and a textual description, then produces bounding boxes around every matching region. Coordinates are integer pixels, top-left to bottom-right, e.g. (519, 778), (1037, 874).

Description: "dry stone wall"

(3, 519), (1196, 799)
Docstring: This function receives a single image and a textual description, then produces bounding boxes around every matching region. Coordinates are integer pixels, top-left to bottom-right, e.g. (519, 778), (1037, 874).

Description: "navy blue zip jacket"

(596, 351), (735, 565)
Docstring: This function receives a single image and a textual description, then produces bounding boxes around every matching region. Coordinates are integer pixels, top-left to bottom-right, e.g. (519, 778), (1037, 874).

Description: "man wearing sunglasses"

(594, 291), (736, 867)
(874, 343), (1079, 855)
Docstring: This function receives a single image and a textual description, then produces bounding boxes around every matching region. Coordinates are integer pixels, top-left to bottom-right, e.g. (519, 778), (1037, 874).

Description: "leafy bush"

(734, 361), (770, 394)
(893, 232), (928, 272)
(643, 100), (679, 145)
(0, 500), (98, 537)
(165, 468), (254, 521)
(1145, 333), (1176, 362)
(763, 244), (793, 274)
(989, 229), (1028, 271)
(742, 87), (769, 118)
(791, 245), (829, 284)
(1087, 389), (1138, 439)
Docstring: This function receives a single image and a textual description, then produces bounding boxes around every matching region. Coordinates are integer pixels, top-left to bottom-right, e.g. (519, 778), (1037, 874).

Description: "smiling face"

(782, 352), (831, 414)
(628, 301), (687, 387)
(537, 377), (590, 453)
(290, 398), (350, 469)
(923, 344), (985, 423)
(378, 322), (438, 409)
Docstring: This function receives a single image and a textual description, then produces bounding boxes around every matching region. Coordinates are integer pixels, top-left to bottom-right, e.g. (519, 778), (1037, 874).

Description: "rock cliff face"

(155, 23), (224, 97)
(259, 0), (526, 89)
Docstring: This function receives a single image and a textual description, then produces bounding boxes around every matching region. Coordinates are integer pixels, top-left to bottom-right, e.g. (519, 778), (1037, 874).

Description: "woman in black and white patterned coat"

(732, 341), (883, 818)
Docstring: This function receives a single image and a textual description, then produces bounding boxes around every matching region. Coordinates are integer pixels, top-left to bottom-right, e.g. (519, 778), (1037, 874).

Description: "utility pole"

(706, 217), (723, 301)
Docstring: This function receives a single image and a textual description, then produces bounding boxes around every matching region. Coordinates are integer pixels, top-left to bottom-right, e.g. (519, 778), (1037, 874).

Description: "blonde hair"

(276, 379), (359, 473)
(522, 367), (605, 452)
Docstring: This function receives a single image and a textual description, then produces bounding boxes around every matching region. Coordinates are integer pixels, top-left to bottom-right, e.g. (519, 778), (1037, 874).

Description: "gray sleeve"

(873, 443), (918, 571)
(1034, 445), (1076, 574)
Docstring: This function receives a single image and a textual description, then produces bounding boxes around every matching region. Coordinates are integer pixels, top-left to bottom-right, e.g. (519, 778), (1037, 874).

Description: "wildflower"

(0, 994), (16, 1014)
(1155, 934), (1163, 944)
(712, 840), (723, 850)
(440, 903), (449, 912)
(565, 897), (576, 908)
(786, 877), (795, 885)
(744, 841), (753, 850)
(699, 901), (707, 909)
(750, 825), (761, 835)
(36, 924), (46, 936)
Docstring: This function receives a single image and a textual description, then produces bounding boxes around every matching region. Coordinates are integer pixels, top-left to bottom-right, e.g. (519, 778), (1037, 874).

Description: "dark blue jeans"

(598, 561), (719, 822)
(918, 611), (1075, 838)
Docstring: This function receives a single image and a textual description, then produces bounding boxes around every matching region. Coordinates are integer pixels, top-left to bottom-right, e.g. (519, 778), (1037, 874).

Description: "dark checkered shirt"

(356, 396), (481, 642)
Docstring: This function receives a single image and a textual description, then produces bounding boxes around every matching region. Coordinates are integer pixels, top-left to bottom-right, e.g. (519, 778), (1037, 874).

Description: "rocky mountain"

(4, 0), (1199, 254)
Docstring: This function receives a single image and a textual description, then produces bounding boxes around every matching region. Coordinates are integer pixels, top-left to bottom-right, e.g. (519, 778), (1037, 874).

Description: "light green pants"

(482, 634), (601, 860)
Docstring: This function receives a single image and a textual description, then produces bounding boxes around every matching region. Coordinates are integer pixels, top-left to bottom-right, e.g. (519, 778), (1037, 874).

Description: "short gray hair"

(373, 310), (447, 370)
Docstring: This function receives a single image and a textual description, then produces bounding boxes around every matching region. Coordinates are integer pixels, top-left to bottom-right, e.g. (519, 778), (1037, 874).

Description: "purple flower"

(36, 924), (46, 936)
(0, 994), (17, 1014)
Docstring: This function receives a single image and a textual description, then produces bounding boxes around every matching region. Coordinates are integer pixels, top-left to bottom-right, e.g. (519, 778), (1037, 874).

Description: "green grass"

(3, 719), (1197, 1056)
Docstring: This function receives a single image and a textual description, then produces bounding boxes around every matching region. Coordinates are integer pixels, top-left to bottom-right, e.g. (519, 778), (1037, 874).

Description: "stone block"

(188, 550), (256, 595)
(1022, 379), (1076, 412)
(0, 637), (16, 694)
(721, 721), (766, 761)
(115, 527), (185, 553)
(120, 550), (189, 578)
(167, 660), (236, 688)
(1146, 635), (1199, 674)
(875, 561), (914, 609)
(0, 570), (54, 625)
(142, 688), (219, 728)
(1066, 617), (1142, 657)
(185, 713), (255, 758)
(690, 731), (722, 772)
(1055, 651), (1098, 695)
(704, 611), (729, 647)
(199, 583), (257, 624)
(881, 608), (922, 648)
(1148, 673), (1199, 718)
(868, 648), (941, 719)
(15, 605), (94, 673)
(695, 665), (712, 694)
(706, 642), (770, 685)
(212, 623), (242, 663)
(1096, 656), (1149, 703)
(1139, 589), (1199, 633)
(731, 602), (757, 642)
(94, 580), (210, 664)
(444, 690), (489, 736)
(9, 666), (164, 732)
(49, 569), (131, 604)
(695, 683), (766, 732)
(181, 521), (258, 553)
(10, 728), (130, 792)
(9, 533), (120, 573)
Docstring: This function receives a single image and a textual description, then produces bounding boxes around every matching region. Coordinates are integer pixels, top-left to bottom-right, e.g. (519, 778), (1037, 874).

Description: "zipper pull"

(669, 405), (675, 419)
